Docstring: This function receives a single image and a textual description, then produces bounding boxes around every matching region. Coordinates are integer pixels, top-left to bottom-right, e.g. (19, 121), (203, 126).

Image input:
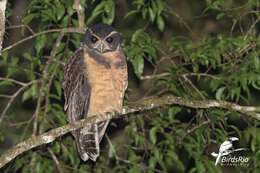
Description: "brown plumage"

(63, 24), (127, 161)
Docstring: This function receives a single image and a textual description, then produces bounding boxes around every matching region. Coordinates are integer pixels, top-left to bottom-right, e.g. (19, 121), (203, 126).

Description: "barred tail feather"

(98, 120), (109, 143)
(74, 121), (109, 162)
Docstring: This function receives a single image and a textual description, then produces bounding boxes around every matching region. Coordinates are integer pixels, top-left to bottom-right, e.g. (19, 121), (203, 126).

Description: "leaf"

(141, 8), (148, 19)
(0, 51), (8, 63)
(22, 84), (37, 101)
(124, 10), (139, 19)
(0, 80), (13, 87)
(195, 161), (206, 173)
(131, 29), (144, 42)
(63, 0), (74, 14)
(216, 13), (225, 20)
(167, 151), (185, 172)
(252, 81), (260, 90)
(35, 35), (47, 54)
(149, 126), (162, 144)
(131, 56), (144, 77)
(155, 0), (165, 14)
(149, 127), (157, 144)
(168, 106), (182, 116)
(23, 53), (32, 61)
(56, 3), (65, 20)
(23, 13), (39, 24)
(156, 15), (165, 32)
(87, 1), (105, 24)
(148, 7), (156, 22)
(253, 53), (259, 69)
(149, 157), (157, 170)
(128, 166), (141, 173)
(103, 0), (115, 25)
(54, 80), (62, 97)
(7, 57), (19, 77)
(216, 86), (225, 100)
(41, 9), (56, 22)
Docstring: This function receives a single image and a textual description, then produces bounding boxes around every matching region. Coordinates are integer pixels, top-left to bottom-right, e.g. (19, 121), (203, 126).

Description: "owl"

(63, 24), (128, 161)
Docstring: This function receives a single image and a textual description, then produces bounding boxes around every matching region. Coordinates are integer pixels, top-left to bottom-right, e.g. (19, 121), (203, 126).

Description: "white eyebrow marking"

(104, 31), (119, 39)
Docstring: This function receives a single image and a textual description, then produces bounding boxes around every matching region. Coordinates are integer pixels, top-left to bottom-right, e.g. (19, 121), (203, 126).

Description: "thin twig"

(32, 79), (43, 136)
(48, 148), (64, 173)
(8, 117), (34, 127)
(186, 120), (211, 134)
(0, 94), (12, 98)
(140, 72), (220, 80)
(140, 72), (170, 80)
(169, 10), (195, 36)
(105, 134), (163, 173)
(178, 120), (211, 145)
(6, 24), (35, 34)
(244, 16), (260, 40)
(0, 77), (28, 86)
(2, 27), (85, 52)
(182, 74), (205, 99)
(73, 0), (85, 29)
(0, 80), (38, 124)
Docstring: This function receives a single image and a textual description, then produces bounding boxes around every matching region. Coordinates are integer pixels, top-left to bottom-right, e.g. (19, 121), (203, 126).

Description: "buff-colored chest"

(84, 51), (127, 116)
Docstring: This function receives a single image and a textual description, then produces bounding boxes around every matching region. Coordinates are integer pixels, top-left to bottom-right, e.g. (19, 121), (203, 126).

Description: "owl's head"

(84, 24), (122, 54)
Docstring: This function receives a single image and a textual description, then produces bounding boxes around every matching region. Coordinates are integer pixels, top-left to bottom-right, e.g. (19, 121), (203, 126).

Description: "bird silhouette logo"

(211, 137), (247, 166)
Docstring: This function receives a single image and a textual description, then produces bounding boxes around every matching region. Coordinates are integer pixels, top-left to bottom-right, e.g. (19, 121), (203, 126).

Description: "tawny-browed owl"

(63, 24), (128, 161)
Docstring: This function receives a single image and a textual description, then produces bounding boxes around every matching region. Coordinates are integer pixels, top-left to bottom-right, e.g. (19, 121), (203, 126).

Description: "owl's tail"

(74, 120), (109, 161)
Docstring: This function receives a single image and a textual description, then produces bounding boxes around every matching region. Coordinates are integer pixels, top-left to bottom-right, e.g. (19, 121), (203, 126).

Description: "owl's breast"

(84, 51), (127, 116)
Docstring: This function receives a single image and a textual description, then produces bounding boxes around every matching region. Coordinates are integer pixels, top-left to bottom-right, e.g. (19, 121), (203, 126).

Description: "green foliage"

(0, 0), (260, 173)
(125, 29), (159, 77)
(24, 0), (69, 27)
(169, 35), (260, 101)
(87, 0), (115, 25)
(126, 0), (168, 31)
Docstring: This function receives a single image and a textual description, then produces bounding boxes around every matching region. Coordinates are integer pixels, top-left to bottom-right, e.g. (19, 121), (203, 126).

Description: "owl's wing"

(63, 47), (90, 123)
(63, 47), (99, 161)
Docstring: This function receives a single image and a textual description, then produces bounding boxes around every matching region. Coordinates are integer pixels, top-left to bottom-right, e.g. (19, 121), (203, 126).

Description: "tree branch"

(73, 0), (85, 29)
(0, 95), (260, 169)
(0, 0), (7, 54)
(140, 72), (220, 80)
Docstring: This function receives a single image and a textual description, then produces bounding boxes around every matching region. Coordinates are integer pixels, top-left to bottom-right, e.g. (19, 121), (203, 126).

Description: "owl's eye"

(91, 36), (98, 43)
(106, 37), (113, 43)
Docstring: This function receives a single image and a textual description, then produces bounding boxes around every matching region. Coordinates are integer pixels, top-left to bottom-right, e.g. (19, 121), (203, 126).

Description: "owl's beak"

(96, 41), (111, 53)
(97, 42), (105, 53)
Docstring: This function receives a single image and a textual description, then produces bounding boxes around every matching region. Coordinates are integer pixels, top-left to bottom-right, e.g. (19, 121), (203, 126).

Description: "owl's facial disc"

(84, 24), (122, 54)
(93, 31), (119, 53)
